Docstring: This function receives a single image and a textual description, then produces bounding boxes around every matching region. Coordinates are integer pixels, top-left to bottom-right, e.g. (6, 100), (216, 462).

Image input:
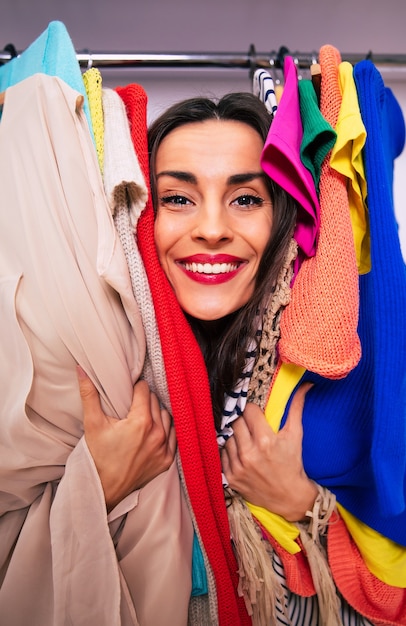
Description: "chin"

(186, 310), (225, 322)
(182, 303), (242, 322)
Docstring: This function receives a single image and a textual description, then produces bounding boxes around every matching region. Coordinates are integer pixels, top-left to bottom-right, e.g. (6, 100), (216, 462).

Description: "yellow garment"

(248, 360), (406, 587)
(82, 67), (104, 173)
(275, 83), (284, 104)
(330, 61), (370, 274)
(337, 504), (406, 587)
(264, 361), (305, 432)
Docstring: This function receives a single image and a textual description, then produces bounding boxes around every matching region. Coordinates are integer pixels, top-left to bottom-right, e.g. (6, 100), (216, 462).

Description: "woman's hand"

(221, 382), (317, 522)
(77, 366), (176, 512)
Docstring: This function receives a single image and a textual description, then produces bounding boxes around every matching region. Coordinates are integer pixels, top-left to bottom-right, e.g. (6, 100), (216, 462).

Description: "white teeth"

(184, 262), (238, 274)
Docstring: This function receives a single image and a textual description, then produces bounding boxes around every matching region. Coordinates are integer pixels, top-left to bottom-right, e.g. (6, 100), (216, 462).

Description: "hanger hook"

(248, 44), (257, 80)
(293, 55), (302, 80)
(83, 49), (93, 70)
(268, 52), (282, 85)
(311, 51), (319, 65)
(277, 45), (290, 70)
(1, 43), (18, 65)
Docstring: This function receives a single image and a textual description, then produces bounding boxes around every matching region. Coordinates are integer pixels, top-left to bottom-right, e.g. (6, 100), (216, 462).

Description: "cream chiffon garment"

(0, 74), (193, 626)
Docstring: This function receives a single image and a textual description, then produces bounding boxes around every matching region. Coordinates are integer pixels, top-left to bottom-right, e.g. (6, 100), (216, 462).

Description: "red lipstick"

(176, 254), (246, 285)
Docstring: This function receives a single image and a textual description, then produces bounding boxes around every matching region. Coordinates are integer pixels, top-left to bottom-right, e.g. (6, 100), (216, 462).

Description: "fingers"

(241, 402), (269, 434)
(77, 368), (176, 462)
(159, 405), (172, 438)
(166, 421), (177, 457)
(129, 379), (175, 452)
(223, 429), (238, 458)
(156, 401), (176, 457)
(220, 445), (231, 478)
(224, 405), (268, 466)
(128, 379), (152, 416)
(222, 422), (247, 480)
(232, 412), (253, 438)
(282, 382), (313, 433)
(76, 365), (105, 431)
(129, 380), (172, 431)
(224, 381), (313, 453)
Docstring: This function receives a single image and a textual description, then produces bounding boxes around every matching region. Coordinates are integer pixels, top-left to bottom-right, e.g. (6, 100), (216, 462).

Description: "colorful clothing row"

(252, 44), (406, 615)
(0, 19), (405, 626)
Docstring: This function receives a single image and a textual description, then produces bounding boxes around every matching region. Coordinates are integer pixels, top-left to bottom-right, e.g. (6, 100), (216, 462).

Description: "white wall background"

(2, 0), (406, 257)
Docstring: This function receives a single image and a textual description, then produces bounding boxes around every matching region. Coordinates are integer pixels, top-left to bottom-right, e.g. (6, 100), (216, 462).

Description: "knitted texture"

(279, 45), (361, 378)
(298, 283), (406, 546)
(353, 61), (406, 517)
(115, 83), (250, 626)
(188, 596), (215, 626)
(330, 62), (369, 275)
(328, 515), (406, 625)
(263, 528), (316, 597)
(83, 67), (104, 172)
(298, 79), (337, 190)
(248, 239), (297, 410)
(102, 87), (168, 407)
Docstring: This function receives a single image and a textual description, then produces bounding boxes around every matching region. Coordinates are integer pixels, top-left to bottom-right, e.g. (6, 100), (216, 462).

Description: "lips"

(176, 254), (246, 284)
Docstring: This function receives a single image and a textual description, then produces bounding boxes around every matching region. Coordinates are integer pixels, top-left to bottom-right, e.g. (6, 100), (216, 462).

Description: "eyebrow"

(227, 172), (267, 185)
(156, 170), (266, 185)
(157, 170), (197, 184)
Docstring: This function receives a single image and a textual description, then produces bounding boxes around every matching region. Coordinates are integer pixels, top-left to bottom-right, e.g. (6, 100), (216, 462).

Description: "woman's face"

(154, 119), (273, 321)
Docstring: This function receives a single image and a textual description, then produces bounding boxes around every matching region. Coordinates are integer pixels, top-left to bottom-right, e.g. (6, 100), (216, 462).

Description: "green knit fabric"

(299, 79), (336, 189)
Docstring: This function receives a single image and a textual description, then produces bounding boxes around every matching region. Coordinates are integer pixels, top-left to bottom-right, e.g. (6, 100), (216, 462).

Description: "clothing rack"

(1, 45), (406, 73)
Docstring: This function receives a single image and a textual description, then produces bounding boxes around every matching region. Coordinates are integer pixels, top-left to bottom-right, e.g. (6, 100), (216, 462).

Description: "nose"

(191, 204), (233, 245)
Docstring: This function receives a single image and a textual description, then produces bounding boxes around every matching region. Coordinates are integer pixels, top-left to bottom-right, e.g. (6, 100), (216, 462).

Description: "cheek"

(154, 223), (163, 260)
(245, 218), (273, 259)
(154, 215), (172, 264)
(155, 212), (192, 256)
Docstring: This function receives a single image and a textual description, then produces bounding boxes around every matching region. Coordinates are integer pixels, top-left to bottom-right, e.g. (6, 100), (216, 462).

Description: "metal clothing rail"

(1, 45), (406, 71)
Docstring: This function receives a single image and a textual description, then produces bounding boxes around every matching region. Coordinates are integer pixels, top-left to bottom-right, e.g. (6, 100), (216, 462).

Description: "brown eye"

(160, 195), (191, 206)
(233, 195), (263, 207)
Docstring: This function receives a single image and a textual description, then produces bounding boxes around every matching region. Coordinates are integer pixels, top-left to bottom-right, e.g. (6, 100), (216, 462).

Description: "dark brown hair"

(148, 93), (297, 429)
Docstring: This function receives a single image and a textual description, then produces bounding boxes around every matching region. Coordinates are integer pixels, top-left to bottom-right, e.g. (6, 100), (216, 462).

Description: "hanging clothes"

(330, 61), (369, 274)
(279, 45), (361, 379)
(298, 78), (336, 190)
(0, 73), (192, 626)
(0, 20), (93, 137)
(353, 59), (406, 519)
(275, 55), (406, 543)
(252, 67), (278, 115)
(83, 66), (105, 171)
(260, 56), (321, 268)
(1, 20), (406, 626)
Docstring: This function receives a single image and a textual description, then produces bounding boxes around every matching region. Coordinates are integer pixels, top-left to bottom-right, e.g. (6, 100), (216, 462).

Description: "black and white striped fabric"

(272, 549), (375, 625)
(253, 68), (279, 116)
(217, 335), (258, 449)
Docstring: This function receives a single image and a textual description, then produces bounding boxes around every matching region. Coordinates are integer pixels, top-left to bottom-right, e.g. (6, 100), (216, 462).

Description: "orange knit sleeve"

(328, 513), (406, 625)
